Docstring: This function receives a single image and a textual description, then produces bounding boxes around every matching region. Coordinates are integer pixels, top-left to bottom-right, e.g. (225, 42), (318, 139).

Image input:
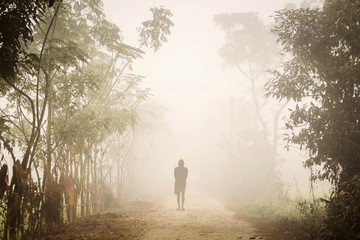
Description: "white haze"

(102, 0), (329, 201)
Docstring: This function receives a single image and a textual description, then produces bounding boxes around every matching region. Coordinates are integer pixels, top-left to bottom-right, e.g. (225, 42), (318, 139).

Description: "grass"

(225, 198), (326, 240)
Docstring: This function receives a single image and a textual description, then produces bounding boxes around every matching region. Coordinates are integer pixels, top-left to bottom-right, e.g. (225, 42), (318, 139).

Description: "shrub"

(320, 175), (360, 240)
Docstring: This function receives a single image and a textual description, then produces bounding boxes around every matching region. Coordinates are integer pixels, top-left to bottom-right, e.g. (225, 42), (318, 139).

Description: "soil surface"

(46, 191), (281, 240)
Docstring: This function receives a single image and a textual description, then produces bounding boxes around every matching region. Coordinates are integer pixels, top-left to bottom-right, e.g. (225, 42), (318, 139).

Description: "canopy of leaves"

(0, 0), (55, 81)
(266, 0), (360, 185)
(214, 12), (279, 69)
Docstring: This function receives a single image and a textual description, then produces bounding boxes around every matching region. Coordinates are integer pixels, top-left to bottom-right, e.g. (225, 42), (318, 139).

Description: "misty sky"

(102, 0), (295, 152)
(101, 0), (325, 196)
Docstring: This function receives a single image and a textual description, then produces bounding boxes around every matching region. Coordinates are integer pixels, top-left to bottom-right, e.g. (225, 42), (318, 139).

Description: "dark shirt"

(174, 166), (188, 185)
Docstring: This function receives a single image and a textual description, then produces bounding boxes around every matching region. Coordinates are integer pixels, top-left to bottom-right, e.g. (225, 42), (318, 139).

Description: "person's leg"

(176, 193), (180, 210)
(181, 191), (185, 210)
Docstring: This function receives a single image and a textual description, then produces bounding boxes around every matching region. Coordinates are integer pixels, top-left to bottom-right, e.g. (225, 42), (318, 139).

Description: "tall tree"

(266, 1), (360, 238)
(215, 12), (286, 201)
(267, 0), (360, 186)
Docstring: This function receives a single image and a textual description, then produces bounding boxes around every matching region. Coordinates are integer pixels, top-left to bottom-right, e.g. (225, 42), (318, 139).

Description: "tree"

(266, 1), (360, 238)
(214, 13), (279, 135)
(214, 12), (286, 201)
(0, 0), (173, 238)
(267, 0), (360, 186)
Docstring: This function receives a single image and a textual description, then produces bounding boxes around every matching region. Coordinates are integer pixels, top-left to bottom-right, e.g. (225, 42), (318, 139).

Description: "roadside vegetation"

(0, 1), (173, 238)
(217, 0), (360, 239)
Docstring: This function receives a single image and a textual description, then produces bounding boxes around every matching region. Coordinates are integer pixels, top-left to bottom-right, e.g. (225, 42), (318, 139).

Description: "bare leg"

(181, 191), (185, 210)
(176, 194), (180, 210)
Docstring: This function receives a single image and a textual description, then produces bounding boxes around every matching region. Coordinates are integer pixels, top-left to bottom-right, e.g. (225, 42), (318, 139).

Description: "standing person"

(174, 159), (188, 211)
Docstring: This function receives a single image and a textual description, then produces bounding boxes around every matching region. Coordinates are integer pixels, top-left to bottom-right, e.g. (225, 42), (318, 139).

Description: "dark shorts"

(174, 181), (186, 195)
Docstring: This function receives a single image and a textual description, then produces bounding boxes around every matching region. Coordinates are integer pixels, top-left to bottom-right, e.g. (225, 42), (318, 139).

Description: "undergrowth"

(242, 175), (360, 240)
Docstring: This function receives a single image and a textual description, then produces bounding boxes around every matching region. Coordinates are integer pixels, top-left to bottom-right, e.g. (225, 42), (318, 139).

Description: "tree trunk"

(86, 143), (90, 215)
(80, 149), (85, 217)
(93, 145), (98, 213)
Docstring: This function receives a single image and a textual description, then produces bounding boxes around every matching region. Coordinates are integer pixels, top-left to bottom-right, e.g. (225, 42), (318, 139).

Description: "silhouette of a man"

(174, 159), (188, 211)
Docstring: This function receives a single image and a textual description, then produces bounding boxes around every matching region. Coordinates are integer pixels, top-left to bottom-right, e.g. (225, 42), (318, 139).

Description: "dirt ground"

(45, 191), (285, 240)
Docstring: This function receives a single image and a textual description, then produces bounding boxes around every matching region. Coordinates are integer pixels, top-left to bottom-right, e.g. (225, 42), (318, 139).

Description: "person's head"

(178, 159), (184, 167)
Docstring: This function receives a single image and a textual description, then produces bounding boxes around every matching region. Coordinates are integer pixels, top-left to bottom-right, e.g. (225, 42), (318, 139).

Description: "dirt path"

(141, 190), (261, 240)
(46, 191), (270, 240)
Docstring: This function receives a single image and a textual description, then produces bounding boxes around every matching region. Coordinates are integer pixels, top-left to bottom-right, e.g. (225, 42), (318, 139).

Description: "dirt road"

(47, 191), (269, 240)
(141, 191), (261, 240)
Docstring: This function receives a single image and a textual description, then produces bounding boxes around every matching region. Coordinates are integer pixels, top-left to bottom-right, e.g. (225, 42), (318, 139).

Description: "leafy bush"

(320, 175), (360, 240)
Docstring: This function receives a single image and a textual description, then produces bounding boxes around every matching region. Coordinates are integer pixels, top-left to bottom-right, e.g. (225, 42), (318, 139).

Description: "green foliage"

(0, 0), (56, 80)
(42, 39), (90, 72)
(0, 0), (173, 238)
(266, 0), (360, 185)
(266, 1), (360, 238)
(138, 6), (174, 52)
(322, 175), (360, 239)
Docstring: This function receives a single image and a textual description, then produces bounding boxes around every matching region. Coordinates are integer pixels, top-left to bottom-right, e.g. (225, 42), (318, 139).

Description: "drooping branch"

(235, 63), (267, 135)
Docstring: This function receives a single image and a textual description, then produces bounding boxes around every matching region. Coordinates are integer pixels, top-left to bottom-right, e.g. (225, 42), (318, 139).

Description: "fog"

(102, 0), (328, 202)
